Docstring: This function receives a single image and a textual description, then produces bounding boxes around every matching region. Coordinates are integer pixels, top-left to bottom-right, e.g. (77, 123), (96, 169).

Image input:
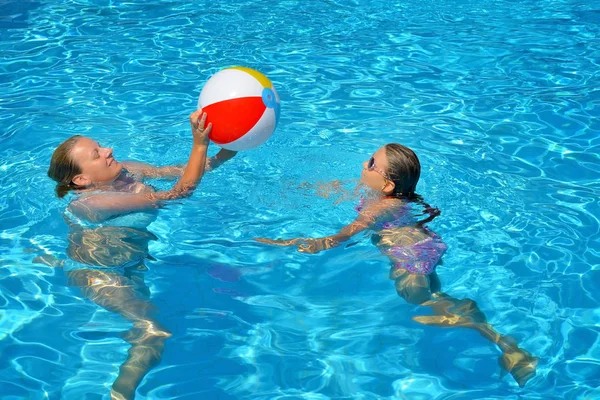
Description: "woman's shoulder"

(67, 193), (107, 223)
(67, 192), (158, 227)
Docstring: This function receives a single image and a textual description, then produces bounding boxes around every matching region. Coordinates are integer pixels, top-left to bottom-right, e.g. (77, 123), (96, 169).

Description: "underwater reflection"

(377, 227), (538, 387)
(65, 223), (170, 400)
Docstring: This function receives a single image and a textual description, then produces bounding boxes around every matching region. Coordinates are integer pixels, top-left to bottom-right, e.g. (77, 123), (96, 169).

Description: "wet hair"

(384, 143), (440, 224)
(384, 143), (421, 197)
(47, 135), (83, 198)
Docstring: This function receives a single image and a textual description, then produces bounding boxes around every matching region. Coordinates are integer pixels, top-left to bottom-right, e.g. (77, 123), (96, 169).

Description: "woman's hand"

(215, 148), (237, 160)
(190, 110), (211, 146)
(206, 147), (238, 171)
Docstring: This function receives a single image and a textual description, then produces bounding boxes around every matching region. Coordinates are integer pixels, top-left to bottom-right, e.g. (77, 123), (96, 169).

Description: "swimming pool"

(1, 0), (599, 398)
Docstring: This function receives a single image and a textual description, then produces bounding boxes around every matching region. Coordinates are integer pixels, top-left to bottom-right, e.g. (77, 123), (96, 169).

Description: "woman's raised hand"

(190, 110), (211, 146)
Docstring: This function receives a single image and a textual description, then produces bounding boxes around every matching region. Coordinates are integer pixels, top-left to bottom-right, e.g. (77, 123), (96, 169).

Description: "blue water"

(1, 0), (599, 398)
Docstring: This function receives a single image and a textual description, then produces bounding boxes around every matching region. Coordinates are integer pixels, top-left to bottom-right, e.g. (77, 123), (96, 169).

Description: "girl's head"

(360, 143), (421, 198)
(48, 135), (122, 198)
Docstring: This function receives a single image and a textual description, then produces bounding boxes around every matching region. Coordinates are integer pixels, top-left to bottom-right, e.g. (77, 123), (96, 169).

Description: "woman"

(48, 110), (235, 400)
(49, 110), (236, 222)
(257, 143), (538, 387)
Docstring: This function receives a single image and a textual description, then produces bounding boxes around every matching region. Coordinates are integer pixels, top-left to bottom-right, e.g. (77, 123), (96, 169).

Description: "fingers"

(298, 247), (318, 254)
(189, 110), (202, 124)
(190, 110), (212, 146)
(203, 122), (212, 135)
(190, 110), (209, 131)
(297, 238), (328, 254)
(190, 112), (206, 130)
(198, 112), (207, 130)
(298, 243), (317, 253)
(298, 244), (310, 253)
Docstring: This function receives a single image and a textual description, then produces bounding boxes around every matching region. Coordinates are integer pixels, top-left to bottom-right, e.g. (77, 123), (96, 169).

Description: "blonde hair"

(47, 135), (83, 198)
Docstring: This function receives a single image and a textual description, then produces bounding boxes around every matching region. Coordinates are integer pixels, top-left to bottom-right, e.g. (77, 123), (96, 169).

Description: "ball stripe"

(204, 96), (267, 144)
(199, 69), (265, 107)
(230, 66), (273, 89)
(222, 107), (277, 151)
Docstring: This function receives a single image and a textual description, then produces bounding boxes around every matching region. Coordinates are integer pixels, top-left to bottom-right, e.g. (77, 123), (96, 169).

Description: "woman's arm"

(121, 162), (184, 180)
(70, 111), (211, 222)
(122, 149), (237, 179)
(206, 148), (238, 171)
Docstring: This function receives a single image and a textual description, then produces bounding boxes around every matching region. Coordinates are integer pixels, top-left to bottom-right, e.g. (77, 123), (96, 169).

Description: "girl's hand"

(255, 237), (333, 254)
(189, 110), (211, 146)
(296, 238), (334, 254)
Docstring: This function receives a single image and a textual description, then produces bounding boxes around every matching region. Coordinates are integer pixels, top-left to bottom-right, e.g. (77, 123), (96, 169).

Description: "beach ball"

(197, 67), (280, 151)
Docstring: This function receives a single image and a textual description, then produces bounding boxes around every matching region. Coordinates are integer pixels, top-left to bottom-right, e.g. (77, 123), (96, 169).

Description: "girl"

(257, 143), (538, 387)
(47, 110), (235, 400)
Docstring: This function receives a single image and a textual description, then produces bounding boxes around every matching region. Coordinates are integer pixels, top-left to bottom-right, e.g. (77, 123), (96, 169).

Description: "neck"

(85, 171), (125, 191)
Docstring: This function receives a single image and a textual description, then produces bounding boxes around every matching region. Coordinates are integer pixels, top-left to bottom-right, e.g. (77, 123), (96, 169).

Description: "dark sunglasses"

(367, 156), (392, 181)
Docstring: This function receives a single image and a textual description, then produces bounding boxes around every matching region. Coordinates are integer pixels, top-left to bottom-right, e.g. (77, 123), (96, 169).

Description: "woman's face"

(360, 146), (392, 192)
(70, 137), (122, 186)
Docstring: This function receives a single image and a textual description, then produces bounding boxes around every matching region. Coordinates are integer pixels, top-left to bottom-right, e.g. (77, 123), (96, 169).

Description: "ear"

(382, 180), (395, 195)
(72, 174), (91, 187)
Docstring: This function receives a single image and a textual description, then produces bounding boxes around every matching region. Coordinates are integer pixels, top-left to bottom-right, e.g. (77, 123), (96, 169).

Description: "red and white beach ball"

(197, 67), (280, 151)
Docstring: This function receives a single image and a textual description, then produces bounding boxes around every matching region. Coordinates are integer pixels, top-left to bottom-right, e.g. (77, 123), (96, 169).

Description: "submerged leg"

(110, 320), (170, 400)
(391, 267), (538, 387)
(68, 269), (171, 400)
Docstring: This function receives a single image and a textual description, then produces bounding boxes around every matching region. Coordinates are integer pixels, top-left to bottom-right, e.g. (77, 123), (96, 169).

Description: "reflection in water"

(67, 225), (157, 268)
(65, 223), (170, 400)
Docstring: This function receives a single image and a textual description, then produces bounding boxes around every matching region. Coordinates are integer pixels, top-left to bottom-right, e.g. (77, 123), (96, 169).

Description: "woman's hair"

(47, 135), (83, 198)
(384, 143), (440, 224)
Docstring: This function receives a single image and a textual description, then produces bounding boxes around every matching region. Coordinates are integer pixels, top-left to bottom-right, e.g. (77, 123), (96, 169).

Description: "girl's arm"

(256, 201), (387, 254)
(122, 148), (237, 179)
(69, 111), (212, 222)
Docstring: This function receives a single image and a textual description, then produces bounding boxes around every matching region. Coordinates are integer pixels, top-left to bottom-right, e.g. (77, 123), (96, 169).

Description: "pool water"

(1, 0), (599, 398)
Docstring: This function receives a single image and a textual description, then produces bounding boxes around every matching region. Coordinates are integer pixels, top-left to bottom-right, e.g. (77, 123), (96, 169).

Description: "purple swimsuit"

(356, 199), (447, 275)
(385, 232), (447, 275)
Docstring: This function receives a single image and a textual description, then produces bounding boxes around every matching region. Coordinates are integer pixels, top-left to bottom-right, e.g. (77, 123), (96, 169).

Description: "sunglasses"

(367, 156), (392, 181)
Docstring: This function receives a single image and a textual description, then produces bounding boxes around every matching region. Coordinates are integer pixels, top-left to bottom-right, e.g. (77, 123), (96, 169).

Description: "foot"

(499, 348), (539, 387)
(110, 388), (130, 400)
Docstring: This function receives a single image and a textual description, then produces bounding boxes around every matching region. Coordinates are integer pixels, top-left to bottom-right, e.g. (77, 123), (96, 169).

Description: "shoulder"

(68, 194), (102, 222)
(358, 196), (404, 214)
(356, 197), (404, 222)
(67, 190), (128, 222)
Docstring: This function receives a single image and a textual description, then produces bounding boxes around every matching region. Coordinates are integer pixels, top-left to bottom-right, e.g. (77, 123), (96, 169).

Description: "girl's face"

(360, 146), (393, 193)
(70, 137), (122, 186)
